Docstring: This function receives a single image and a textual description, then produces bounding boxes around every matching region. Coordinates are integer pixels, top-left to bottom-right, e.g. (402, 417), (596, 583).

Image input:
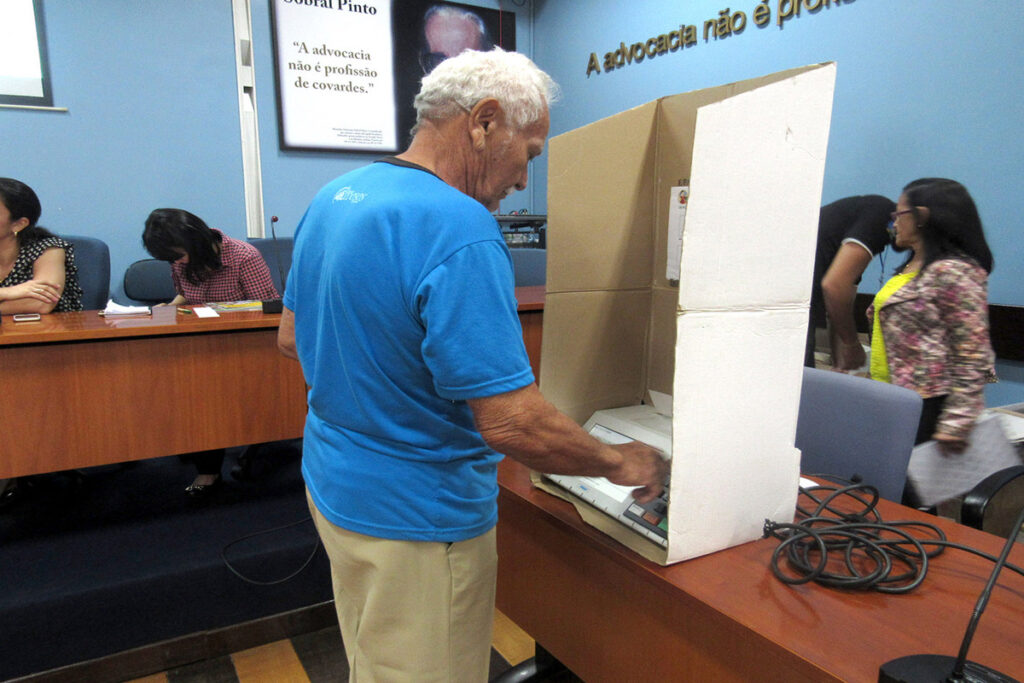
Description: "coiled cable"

(763, 482), (1024, 593)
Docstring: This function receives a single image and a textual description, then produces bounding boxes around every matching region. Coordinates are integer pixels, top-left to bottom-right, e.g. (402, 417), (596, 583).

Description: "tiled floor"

(124, 610), (534, 683)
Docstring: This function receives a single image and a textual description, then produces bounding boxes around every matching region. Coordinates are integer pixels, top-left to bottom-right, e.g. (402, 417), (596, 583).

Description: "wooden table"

(496, 459), (1024, 682)
(2, 289), (546, 479)
(0, 306), (308, 478)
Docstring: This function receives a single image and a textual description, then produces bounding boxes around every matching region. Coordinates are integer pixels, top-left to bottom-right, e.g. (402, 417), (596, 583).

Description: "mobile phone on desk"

(12, 313), (42, 322)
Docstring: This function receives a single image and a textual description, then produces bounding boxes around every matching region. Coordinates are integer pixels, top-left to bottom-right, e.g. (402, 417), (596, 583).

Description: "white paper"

(665, 186), (688, 281)
(103, 299), (150, 315)
(192, 306), (220, 318)
(647, 389), (673, 417)
(272, 0), (396, 151)
(907, 415), (1022, 506)
(989, 407), (1024, 442)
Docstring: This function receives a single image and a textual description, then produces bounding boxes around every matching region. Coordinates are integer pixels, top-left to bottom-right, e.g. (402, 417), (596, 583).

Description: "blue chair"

(510, 248), (546, 287)
(123, 259), (176, 305)
(796, 367), (923, 502)
(63, 235), (111, 310)
(248, 237), (292, 295)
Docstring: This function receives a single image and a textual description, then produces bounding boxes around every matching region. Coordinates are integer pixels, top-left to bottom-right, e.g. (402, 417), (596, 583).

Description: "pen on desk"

(177, 307), (193, 315)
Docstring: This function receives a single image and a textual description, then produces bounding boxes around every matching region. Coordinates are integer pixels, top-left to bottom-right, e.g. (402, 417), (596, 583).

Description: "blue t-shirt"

(284, 159), (535, 542)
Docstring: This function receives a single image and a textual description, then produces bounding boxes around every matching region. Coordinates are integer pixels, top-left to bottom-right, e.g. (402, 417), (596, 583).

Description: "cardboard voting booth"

(535, 63), (837, 564)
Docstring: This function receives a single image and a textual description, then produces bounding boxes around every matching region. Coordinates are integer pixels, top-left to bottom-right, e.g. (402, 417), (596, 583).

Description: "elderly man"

(278, 48), (667, 681)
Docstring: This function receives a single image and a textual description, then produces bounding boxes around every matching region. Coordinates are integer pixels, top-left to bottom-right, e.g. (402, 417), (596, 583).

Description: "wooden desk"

(0, 307), (307, 478)
(2, 289), (545, 479)
(496, 460), (1024, 682)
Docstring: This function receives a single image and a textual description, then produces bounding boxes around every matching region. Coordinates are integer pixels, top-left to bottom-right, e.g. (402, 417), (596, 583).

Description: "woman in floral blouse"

(867, 178), (995, 465)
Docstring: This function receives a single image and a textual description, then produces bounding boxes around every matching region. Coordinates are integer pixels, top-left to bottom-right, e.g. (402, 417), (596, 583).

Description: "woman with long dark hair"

(868, 178), (995, 467)
(0, 177), (83, 315)
(1, 178), (84, 508)
(143, 208), (279, 496)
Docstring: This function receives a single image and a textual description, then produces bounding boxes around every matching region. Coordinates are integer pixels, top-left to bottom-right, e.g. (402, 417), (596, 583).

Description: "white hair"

(412, 47), (559, 134)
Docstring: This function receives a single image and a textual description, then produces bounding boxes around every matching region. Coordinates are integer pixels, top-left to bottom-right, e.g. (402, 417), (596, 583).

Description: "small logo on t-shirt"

(333, 186), (367, 203)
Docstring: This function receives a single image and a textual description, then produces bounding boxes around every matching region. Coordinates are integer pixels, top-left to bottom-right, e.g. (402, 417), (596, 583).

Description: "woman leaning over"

(868, 178), (995, 478)
(142, 208), (279, 497)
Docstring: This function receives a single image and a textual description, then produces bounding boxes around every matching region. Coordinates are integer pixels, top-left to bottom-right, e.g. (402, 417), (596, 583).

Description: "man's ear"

(468, 98), (502, 151)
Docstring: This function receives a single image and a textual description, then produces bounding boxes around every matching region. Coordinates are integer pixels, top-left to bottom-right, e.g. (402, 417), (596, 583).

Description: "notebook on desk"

(543, 405), (673, 548)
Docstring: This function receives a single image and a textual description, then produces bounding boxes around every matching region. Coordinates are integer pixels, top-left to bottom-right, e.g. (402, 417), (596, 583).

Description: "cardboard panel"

(678, 65), (836, 310)
(668, 309), (807, 562)
(540, 63), (836, 564)
(540, 290), (651, 424)
(547, 101), (658, 294)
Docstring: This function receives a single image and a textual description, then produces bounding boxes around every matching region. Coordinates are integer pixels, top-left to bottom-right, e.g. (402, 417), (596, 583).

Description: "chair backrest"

(123, 259), (176, 305)
(510, 248), (546, 287)
(796, 367), (923, 502)
(248, 237), (293, 295)
(63, 234), (111, 310)
(961, 464), (1024, 537)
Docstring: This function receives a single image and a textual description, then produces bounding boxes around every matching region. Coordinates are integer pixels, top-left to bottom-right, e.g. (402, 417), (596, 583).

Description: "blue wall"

(530, 0), (1024, 406)
(1, 0), (245, 302)
(0, 0), (534, 300)
(1, 0), (1020, 404)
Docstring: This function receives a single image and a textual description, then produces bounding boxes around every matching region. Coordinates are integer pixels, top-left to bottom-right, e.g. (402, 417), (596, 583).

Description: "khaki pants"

(308, 490), (497, 682)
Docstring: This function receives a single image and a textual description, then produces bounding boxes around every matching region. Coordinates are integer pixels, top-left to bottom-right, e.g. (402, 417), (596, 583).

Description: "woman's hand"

(2, 279), (61, 304)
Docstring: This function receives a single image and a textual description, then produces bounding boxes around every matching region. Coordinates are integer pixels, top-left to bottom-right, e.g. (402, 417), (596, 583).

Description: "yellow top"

(870, 271), (917, 382)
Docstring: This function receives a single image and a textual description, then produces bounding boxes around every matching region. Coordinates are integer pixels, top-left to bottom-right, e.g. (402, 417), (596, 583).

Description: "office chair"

(961, 464), (1024, 537)
(510, 247), (546, 287)
(123, 259), (176, 305)
(795, 367), (923, 502)
(248, 237), (293, 295)
(63, 234), (111, 310)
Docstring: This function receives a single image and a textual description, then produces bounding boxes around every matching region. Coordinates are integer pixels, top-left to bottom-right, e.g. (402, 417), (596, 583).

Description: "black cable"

(763, 483), (1024, 593)
(220, 516), (322, 586)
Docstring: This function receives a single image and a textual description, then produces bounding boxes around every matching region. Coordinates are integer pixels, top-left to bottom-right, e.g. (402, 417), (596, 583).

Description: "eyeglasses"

(890, 209), (914, 221)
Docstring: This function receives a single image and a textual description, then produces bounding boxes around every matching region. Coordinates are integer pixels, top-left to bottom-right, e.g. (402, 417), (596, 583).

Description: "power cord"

(763, 482), (1024, 593)
(220, 516), (322, 586)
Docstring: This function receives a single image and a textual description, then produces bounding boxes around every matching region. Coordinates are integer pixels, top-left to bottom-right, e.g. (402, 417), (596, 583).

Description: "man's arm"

(820, 242), (873, 371)
(277, 306), (298, 359)
(468, 383), (669, 503)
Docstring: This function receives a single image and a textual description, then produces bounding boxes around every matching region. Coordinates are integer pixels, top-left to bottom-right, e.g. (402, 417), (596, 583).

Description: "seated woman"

(0, 178), (83, 315)
(0, 178), (85, 508)
(143, 208), (280, 497)
(867, 178), (996, 504)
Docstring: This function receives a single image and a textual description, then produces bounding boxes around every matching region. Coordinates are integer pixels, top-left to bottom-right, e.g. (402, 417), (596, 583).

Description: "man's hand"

(606, 441), (670, 503)
(831, 338), (866, 372)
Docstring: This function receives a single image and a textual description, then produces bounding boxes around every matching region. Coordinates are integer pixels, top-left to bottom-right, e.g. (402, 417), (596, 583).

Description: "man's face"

(422, 14), (483, 73)
(471, 107), (550, 212)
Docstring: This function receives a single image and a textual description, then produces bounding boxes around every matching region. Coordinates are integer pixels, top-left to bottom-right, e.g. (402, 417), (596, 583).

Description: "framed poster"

(0, 0), (54, 107)
(270, 0), (515, 153)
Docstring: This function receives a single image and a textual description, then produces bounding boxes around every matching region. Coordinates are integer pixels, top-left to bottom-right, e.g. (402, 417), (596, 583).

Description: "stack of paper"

(102, 300), (151, 316)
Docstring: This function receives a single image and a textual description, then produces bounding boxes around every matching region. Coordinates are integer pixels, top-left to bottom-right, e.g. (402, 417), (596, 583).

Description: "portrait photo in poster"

(270, 0), (515, 153)
(391, 1), (516, 149)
